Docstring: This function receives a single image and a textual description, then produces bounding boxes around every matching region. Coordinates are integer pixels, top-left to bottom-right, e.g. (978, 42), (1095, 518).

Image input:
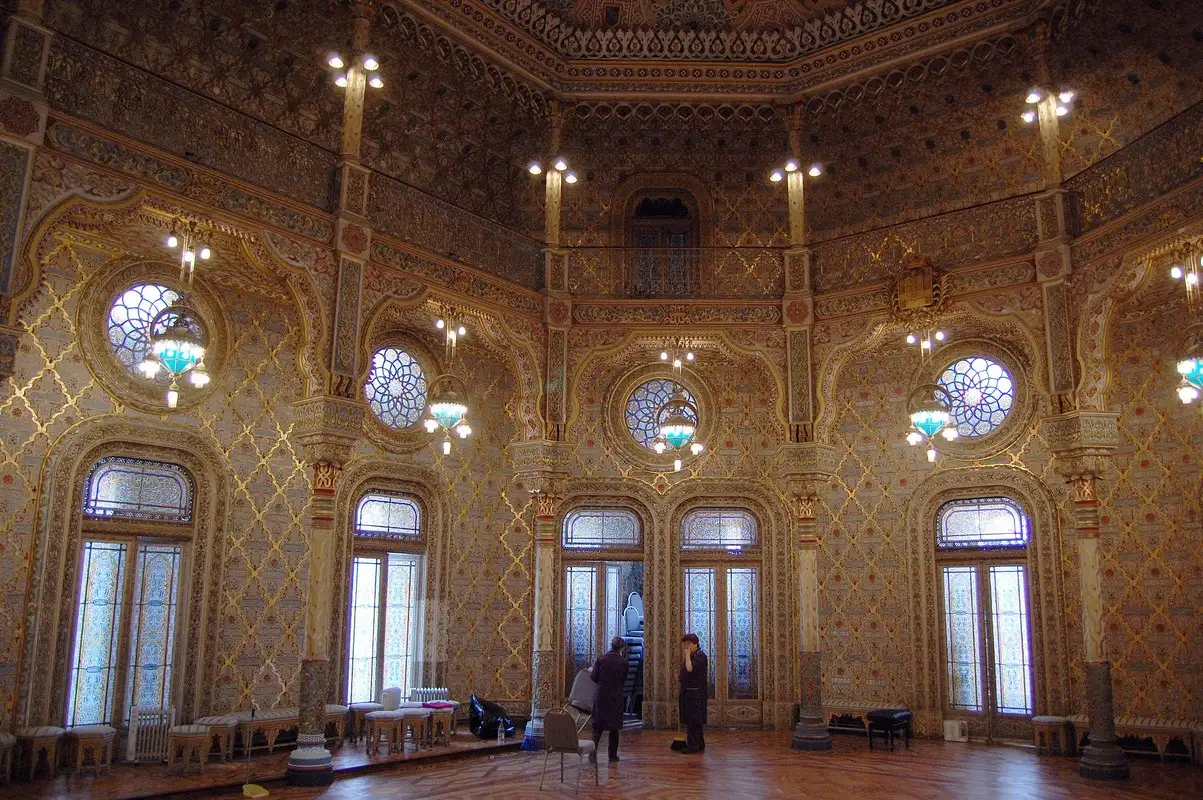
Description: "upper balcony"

(563, 247), (785, 300)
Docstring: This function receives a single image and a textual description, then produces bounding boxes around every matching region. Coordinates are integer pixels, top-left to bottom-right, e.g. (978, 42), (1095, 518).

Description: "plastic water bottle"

(496, 721), (505, 744)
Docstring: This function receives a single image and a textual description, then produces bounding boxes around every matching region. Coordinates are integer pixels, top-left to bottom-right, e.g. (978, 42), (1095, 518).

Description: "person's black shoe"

(681, 748), (701, 754)
(609, 755), (620, 762)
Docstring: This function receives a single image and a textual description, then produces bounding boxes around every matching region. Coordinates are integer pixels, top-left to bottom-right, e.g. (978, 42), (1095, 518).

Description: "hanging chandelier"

(905, 384), (958, 462)
(435, 311), (467, 360)
(658, 338), (696, 376)
(1169, 242), (1202, 311)
(138, 221), (212, 408)
(423, 373), (472, 454)
(652, 389), (704, 471)
(1176, 344), (1203, 405)
(905, 328), (947, 362)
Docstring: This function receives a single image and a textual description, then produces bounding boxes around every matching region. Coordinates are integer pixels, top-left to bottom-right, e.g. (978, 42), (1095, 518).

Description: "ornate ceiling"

(401, 0), (1069, 98)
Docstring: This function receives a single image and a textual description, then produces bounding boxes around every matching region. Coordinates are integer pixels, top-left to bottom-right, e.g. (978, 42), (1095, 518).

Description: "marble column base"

(792, 651), (831, 751)
(521, 649), (557, 751)
(1079, 661), (1128, 780)
(286, 659), (334, 786)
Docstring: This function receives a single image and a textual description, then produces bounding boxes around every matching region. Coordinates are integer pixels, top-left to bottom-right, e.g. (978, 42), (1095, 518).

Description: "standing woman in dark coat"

(590, 636), (630, 762)
(678, 633), (708, 753)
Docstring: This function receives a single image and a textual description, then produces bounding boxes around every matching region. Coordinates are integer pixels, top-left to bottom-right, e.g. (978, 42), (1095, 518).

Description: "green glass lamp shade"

(659, 411), (695, 449)
(430, 400), (467, 430)
(910, 408), (949, 439)
(1178, 357), (1203, 390)
(151, 322), (204, 375)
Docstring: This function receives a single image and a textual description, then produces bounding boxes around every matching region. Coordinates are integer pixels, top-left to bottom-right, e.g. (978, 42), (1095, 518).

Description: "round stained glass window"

(625, 378), (697, 450)
(107, 283), (179, 376)
(938, 356), (1014, 438)
(365, 347), (428, 429)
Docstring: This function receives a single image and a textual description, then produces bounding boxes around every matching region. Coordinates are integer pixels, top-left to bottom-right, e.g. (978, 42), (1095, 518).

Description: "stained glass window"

(563, 508), (641, 549)
(355, 493), (421, 541)
(937, 357), (1014, 438)
(67, 541), (127, 727)
(564, 565), (597, 693)
(989, 565), (1033, 716)
(681, 509), (758, 551)
(125, 542), (183, 713)
(726, 568), (759, 700)
(625, 379), (697, 450)
(84, 457), (193, 522)
(683, 567), (717, 699)
(942, 566), (983, 712)
(937, 497), (1028, 550)
(365, 347), (428, 429)
(345, 552), (422, 703)
(107, 283), (179, 375)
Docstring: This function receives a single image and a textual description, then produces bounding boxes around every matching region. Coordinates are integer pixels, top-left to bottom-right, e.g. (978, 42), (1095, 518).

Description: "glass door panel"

(564, 565), (597, 693)
(67, 541), (128, 727)
(382, 554), (420, 695)
(125, 542), (183, 715)
(725, 568), (759, 700)
(683, 568), (716, 699)
(942, 565), (983, 712)
(346, 556), (382, 703)
(989, 565), (1033, 716)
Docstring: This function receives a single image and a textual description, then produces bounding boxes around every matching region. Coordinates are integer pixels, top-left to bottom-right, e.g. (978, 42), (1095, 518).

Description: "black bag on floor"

(469, 694), (516, 739)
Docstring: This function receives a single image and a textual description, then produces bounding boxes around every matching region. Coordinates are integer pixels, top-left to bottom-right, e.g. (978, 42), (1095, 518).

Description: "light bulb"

(554, 157), (568, 171)
(784, 159), (799, 172)
(457, 325), (466, 336)
(166, 389), (179, 409)
(528, 162), (542, 175)
(436, 319), (445, 329)
(654, 441), (666, 454)
(424, 418), (438, 433)
(564, 172), (578, 184)
(906, 334), (917, 345)
(920, 339), (931, 350)
(686, 352), (694, 361)
(673, 358), (682, 369)
(1188, 273), (1200, 287)
(199, 245), (212, 260)
(166, 233), (179, 248)
(660, 351), (669, 361)
(442, 440), (451, 455)
(190, 369), (210, 388)
(1170, 265), (1184, 280)
(769, 171), (783, 183)
(935, 331), (946, 341)
(456, 423), (471, 439)
(690, 442), (704, 455)
(1055, 105), (1069, 117)
(183, 249), (196, 263)
(1021, 110), (1037, 124)
(328, 53), (344, 69)
(1179, 384), (1199, 404)
(927, 447), (937, 463)
(1058, 90), (1075, 103)
(674, 459), (682, 472)
(139, 359), (160, 378)
(369, 76), (384, 89)
(1025, 89), (1042, 104)
(335, 74), (348, 88)
(906, 431), (923, 446)
(808, 164), (822, 177)
(942, 427), (958, 441)
(363, 55), (379, 71)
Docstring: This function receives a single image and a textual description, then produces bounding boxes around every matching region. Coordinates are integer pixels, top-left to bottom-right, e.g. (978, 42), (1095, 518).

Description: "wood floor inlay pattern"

(27, 730), (1197, 800)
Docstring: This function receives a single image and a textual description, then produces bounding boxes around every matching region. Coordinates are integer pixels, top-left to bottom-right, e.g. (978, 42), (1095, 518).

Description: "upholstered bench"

(0, 731), (15, 785)
(167, 725), (210, 774)
(1032, 716), (1074, 756)
(1069, 715), (1198, 762)
(15, 726), (65, 781)
(231, 708), (299, 755)
(325, 704), (349, 744)
(349, 702), (383, 745)
(193, 716), (239, 761)
(866, 708), (912, 751)
(65, 724), (117, 776)
(364, 710), (404, 756)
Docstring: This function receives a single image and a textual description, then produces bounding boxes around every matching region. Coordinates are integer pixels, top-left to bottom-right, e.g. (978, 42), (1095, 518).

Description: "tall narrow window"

(67, 456), (193, 728)
(564, 565), (598, 686)
(937, 497), (1034, 735)
(346, 492), (425, 703)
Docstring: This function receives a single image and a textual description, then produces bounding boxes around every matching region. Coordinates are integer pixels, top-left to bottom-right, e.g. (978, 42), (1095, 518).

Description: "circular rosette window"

(937, 356), (1014, 439)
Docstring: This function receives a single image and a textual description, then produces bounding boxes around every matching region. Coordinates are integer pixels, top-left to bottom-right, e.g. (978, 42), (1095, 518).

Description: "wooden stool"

(1032, 716), (1074, 756)
(430, 708), (454, 746)
(324, 704), (349, 745)
(349, 703), (383, 746)
(65, 725), (116, 776)
(15, 726), (65, 781)
(166, 725), (210, 774)
(400, 709), (432, 751)
(193, 716), (239, 761)
(363, 710), (403, 756)
(0, 731), (14, 786)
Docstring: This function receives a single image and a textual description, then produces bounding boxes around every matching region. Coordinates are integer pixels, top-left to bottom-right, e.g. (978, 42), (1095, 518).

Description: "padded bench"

(1069, 715), (1199, 763)
(866, 708), (912, 752)
(231, 708), (299, 755)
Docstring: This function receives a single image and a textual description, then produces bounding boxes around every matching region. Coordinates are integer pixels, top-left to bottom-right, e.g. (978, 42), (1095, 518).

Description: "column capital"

(777, 442), (840, 488)
(291, 394), (367, 468)
(510, 439), (574, 496)
(1041, 410), (1119, 479)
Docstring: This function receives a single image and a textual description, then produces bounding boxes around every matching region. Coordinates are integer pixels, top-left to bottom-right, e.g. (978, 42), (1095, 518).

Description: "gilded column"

(782, 104), (816, 443)
(288, 396), (365, 786)
(512, 440), (573, 750)
(1043, 412), (1128, 780)
(780, 443), (838, 751)
(0, 1), (53, 380)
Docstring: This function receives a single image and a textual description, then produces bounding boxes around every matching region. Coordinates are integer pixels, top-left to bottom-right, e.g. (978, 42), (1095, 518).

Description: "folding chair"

(562, 669), (597, 734)
(539, 710), (597, 793)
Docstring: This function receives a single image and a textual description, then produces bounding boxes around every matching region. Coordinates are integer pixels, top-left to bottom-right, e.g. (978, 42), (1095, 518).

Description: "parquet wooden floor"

(178, 731), (1200, 800)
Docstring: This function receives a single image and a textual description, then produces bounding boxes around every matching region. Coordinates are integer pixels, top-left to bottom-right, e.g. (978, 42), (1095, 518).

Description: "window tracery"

(625, 378), (697, 450)
(364, 346), (428, 429)
(937, 356), (1014, 438)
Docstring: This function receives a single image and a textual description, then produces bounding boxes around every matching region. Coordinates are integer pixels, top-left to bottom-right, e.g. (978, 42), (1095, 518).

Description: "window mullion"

(376, 555), (389, 700)
(114, 537), (140, 725)
(977, 563), (998, 724)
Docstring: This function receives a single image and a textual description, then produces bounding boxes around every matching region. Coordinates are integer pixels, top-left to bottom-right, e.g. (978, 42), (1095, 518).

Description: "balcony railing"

(565, 247), (785, 299)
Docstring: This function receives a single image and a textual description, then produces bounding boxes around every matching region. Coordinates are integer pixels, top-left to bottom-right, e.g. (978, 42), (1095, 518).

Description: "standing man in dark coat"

(678, 632), (708, 753)
(590, 636), (630, 762)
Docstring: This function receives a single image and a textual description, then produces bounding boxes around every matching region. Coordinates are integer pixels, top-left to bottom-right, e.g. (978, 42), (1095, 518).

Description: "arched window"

(346, 491), (425, 704)
(67, 456), (190, 728)
(937, 357), (1014, 438)
(562, 508), (642, 549)
(625, 379), (697, 450)
(681, 509), (759, 551)
(364, 347), (428, 430)
(626, 191), (699, 297)
(84, 456), (194, 522)
(107, 283), (179, 377)
(936, 496), (1033, 730)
